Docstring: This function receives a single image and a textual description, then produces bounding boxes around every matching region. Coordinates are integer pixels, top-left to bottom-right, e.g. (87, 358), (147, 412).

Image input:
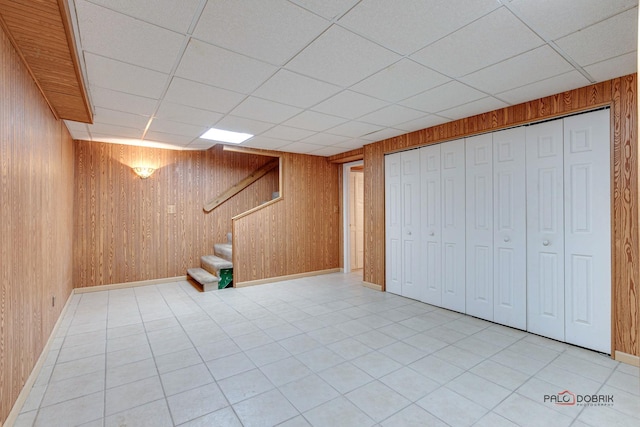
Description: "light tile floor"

(13, 272), (640, 427)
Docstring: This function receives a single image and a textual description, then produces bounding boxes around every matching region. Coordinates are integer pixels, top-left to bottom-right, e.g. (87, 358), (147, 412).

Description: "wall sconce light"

(133, 166), (155, 179)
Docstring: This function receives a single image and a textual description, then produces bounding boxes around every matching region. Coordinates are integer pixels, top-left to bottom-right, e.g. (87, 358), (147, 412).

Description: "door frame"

(343, 160), (364, 273)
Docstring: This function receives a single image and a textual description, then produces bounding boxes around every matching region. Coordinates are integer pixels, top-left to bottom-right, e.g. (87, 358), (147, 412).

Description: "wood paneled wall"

(362, 75), (639, 357)
(0, 26), (75, 424)
(73, 142), (279, 287)
(233, 153), (340, 283)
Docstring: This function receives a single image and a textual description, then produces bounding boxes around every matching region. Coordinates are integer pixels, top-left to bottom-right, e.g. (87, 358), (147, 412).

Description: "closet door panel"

(400, 151), (422, 300)
(526, 120), (565, 341)
(563, 110), (611, 353)
(493, 127), (527, 330)
(441, 139), (466, 313)
(420, 145), (442, 305)
(465, 134), (494, 321)
(385, 153), (402, 295)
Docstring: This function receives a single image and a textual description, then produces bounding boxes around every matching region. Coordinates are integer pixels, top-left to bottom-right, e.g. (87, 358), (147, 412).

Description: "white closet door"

(465, 134), (493, 321)
(420, 144), (442, 306)
(526, 120), (565, 341)
(441, 139), (466, 312)
(493, 127), (527, 330)
(385, 153), (402, 295)
(563, 110), (611, 353)
(400, 151), (422, 300)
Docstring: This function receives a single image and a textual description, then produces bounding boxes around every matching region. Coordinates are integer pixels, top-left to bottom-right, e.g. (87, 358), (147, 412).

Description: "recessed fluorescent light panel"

(200, 128), (253, 144)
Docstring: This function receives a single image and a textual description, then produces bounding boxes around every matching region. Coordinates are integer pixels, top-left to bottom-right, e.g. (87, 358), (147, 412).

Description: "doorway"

(343, 161), (364, 274)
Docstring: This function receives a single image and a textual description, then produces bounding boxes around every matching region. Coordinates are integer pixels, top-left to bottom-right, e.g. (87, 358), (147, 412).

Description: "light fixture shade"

(133, 166), (155, 179)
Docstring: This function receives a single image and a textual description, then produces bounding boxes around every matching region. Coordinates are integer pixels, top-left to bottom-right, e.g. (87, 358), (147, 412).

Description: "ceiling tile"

(338, 0), (500, 54)
(89, 123), (143, 139)
(290, 0), (360, 20)
(175, 40), (278, 94)
(164, 78), (244, 114)
(253, 70), (342, 108)
(285, 25), (401, 87)
(76, 0), (185, 73)
(400, 81), (485, 113)
(460, 45), (573, 94)
(301, 133), (350, 146)
(335, 139), (369, 150)
(438, 97), (509, 121)
(555, 9), (637, 67)
(351, 59), (450, 102)
(143, 131), (194, 145)
(241, 136), (290, 151)
(213, 116), (275, 136)
(411, 7), (544, 78)
(193, 0), (329, 65)
(283, 111), (348, 132)
(230, 97), (302, 124)
(261, 126), (317, 141)
(89, 86), (158, 116)
(93, 107), (150, 129)
(584, 51), (638, 82)
(277, 141), (327, 154)
(85, 54), (168, 99)
(185, 140), (216, 150)
(394, 114), (451, 132)
(358, 105), (426, 127)
(327, 121), (384, 138)
(69, 130), (92, 141)
(507, 0), (637, 41)
(155, 102), (223, 127)
(147, 119), (207, 137)
(361, 128), (407, 142)
(86, 0), (202, 33)
(496, 71), (591, 105)
(64, 120), (89, 132)
(308, 145), (351, 156)
(312, 91), (389, 120)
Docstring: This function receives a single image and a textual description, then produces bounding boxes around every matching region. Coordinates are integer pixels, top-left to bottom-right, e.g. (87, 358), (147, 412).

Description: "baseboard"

(4, 291), (74, 427)
(362, 281), (383, 291)
(235, 268), (341, 288)
(73, 276), (187, 293)
(614, 350), (640, 366)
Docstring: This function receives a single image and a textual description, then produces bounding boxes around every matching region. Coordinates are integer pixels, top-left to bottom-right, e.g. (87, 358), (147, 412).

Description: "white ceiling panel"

(76, 0), (184, 73)
(351, 59), (450, 102)
(283, 111), (348, 132)
(308, 145), (351, 156)
(290, 0), (360, 20)
(64, 120), (88, 132)
(175, 40), (278, 94)
(143, 131), (194, 145)
(285, 25), (401, 87)
(241, 136), (290, 151)
(147, 119), (207, 138)
(395, 114), (451, 133)
(507, 0), (637, 41)
(86, 0), (202, 33)
(261, 126), (317, 142)
(555, 9), (638, 67)
(89, 86), (157, 116)
(154, 102), (224, 127)
(439, 97), (509, 121)
(184, 140), (216, 150)
(213, 116), (275, 136)
(411, 7), (544, 78)
(401, 81), (486, 114)
(276, 141), (327, 154)
(92, 107), (149, 129)
(301, 133), (350, 146)
(312, 91), (389, 120)
(69, 130), (92, 141)
(193, 0), (330, 65)
(164, 78), (244, 114)
(230, 97), (302, 124)
(358, 105), (426, 128)
(361, 128), (407, 142)
(338, 0), (501, 54)
(460, 45), (574, 94)
(84, 54), (168, 99)
(89, 123), (143, 139)
(497, 71), (590, 105)
(585, 51), (638, 82)
(252, 70), (342, 108)
(335, 139), (371, 149)
(327, 121), (384, 138)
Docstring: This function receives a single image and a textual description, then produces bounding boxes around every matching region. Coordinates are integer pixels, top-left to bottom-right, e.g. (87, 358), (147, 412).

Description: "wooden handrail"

(203, 158), (279, 212)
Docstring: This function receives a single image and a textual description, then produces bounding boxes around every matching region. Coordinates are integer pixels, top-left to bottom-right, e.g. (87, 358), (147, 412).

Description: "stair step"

(201, 255), (232, 274)
(187, 267), (219, 292)
(214, 243), (232, 262)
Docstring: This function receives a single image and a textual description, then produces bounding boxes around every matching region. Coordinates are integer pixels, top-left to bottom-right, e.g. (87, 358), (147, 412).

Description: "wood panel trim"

(73, 276), (188, 293)
(329, 150), (364, 164)
(235, 268), (341, 288)
(362, 281), (382, 292)
(614, 351), (640, 366)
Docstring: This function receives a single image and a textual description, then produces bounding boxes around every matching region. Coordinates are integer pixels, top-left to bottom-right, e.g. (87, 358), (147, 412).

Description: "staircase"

(187, 233), (233, 291)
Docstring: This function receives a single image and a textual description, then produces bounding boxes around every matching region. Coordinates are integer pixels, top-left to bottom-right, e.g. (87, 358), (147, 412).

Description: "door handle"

(429, 231), (435, 236)
(504, 236), (510, 243)
(407, 231), (412, 235)
(543, 240), (550, 246)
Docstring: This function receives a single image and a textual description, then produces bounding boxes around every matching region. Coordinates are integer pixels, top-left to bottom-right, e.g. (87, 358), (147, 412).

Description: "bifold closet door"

(420, 144), (442, 306)
(385, 153), (402, 295)
(466, 134), (494, 321)
(493, 127), (526, 330)
(441, 139), (466, 313)
(526, 119), (565, 341)
(563, 110), (611, 353)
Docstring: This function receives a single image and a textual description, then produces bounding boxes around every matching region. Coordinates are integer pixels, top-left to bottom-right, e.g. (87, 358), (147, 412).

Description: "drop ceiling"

(63, 0), (638, 156)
